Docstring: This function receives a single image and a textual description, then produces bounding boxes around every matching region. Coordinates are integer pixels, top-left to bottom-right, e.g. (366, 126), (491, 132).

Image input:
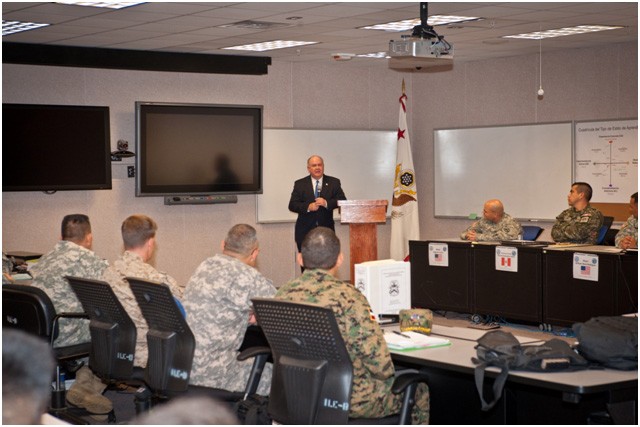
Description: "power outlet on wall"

(127, 166), (135, 178)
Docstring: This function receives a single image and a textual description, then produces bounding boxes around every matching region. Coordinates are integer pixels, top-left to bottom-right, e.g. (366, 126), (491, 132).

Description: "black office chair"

(521, 225), (543, 241)
(252, 297), (429, 425)
(125, 276), (270, 404)
(125, 277), (195, 398)
(596, 216), (615, 245)
(2, 284), (91, 422)
(65, 276), (138, 383)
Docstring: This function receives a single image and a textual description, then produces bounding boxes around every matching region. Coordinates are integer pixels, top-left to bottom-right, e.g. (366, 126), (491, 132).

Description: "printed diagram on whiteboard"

(575, 119), (638, 203)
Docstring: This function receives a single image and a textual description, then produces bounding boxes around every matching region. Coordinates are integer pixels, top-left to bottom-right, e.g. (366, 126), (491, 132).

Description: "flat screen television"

(135, 102), (263, 197)
(2, 103), (112, 192)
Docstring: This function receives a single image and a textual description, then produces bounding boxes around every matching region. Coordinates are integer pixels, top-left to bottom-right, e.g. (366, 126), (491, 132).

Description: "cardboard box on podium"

(354, 259), (411, 316)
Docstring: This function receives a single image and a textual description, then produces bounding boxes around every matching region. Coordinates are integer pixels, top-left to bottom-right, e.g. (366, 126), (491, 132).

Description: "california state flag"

(390, 80), (420, 261)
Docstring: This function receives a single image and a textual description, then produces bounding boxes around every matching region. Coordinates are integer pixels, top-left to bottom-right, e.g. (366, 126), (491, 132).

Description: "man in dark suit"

(289, 155), (347, 253)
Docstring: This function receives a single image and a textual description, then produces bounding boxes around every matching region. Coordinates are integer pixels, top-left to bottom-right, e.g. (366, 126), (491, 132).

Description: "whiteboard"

(434, 122), (573, 220)
(257, 129), (396, 223)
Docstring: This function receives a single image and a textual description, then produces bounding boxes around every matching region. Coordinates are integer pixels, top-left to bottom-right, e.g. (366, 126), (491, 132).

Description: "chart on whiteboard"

(575, 119), (638, 203)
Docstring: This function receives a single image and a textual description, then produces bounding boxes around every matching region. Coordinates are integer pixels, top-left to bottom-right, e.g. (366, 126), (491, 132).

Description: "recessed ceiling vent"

(219, 20), (291, 30)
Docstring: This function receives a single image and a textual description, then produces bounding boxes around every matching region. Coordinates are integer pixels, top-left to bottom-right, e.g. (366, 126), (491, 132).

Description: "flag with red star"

(390, 79), (420, 261)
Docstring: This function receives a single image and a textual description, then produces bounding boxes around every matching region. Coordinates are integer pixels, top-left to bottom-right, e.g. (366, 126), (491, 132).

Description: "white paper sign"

(573, 253), (599, 281)
(428, 243), (449, 267)
(495, 246), (518, 272)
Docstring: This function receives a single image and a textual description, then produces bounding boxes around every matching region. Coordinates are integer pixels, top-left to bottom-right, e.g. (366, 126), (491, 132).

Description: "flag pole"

(402, 78), (406, 95)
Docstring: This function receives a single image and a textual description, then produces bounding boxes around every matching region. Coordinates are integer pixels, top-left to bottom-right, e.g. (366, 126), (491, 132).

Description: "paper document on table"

(384, 331), (451, 351)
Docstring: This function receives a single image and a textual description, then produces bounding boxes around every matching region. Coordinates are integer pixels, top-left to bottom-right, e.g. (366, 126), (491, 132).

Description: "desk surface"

(386, 324), (638, 395)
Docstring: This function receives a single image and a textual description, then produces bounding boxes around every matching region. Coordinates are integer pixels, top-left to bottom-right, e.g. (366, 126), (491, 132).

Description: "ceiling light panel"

(361, 16), (482, 32)
(503, 25), (624, 40)
(2, 20), (50, 36)
(55, 1), (145, 9)
(223, 40), (319, 52)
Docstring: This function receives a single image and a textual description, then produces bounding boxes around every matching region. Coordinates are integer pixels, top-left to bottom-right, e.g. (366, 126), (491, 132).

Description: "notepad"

(384, 331), (451, 351)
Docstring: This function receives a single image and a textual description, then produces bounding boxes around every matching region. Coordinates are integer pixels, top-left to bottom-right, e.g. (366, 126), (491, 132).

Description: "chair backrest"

(597, 216), (615, 245)
(521, 225), (543, 241)
(126, 277), (195, 396)
(2, 284), (57, 341)
(252, 298), (353, 425)
(65, 276), (137, 381)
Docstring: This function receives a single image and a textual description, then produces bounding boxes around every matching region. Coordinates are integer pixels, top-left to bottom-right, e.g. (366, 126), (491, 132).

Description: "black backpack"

(472, 330), (589, 411)
(572, 316), (638, 370)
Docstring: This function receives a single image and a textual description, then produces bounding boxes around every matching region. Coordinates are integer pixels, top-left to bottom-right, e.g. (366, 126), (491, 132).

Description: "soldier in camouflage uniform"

(102, 214), (183, 368)
(552, 182), (604, 244)
(30, 214), (109, 347)
(183, 224), (276, 395)
(276, 227), (429, 424)
(615, 192), (638, 249)
(460, 199), (523, 241)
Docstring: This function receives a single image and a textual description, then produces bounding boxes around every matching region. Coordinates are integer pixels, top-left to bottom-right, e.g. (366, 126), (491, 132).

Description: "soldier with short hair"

(183, 224), (276, 394)
(276, 227), (429, 423)
(30, 214), (109, 346)
(102, 214), (183, 368)
(460, 199), (522, 241)
(552, 182), (604, 244)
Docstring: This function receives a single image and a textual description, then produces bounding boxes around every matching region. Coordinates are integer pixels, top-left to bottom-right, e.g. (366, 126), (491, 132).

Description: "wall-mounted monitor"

(2, 103), (112, 192)
(135, 102), (263, 197)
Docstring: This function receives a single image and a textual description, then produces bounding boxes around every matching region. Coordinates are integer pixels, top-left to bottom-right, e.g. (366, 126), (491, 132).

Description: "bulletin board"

(575, 119), (637, 220)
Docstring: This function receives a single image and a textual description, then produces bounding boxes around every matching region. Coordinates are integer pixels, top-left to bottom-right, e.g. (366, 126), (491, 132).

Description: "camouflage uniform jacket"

(615, 215), (638, 248)
(459, 213), (523, 241)
(183, 254), (276, 394)
(102, 250), (183, 367)
(30, 240), (109, 346)
(551, 205), (604, 244)
(276, 269), (429, 423)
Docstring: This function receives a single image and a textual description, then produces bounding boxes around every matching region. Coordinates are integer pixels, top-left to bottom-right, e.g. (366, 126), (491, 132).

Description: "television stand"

(164, 195), (238, 205)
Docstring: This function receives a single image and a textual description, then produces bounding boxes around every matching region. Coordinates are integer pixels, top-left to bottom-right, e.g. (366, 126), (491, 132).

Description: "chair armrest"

(392, 370), (430, 425)
(56, 312), (90, 320)
(391, 370), (430, 394)
(237, 346), (272, 397)
(237, 346), (271, 361)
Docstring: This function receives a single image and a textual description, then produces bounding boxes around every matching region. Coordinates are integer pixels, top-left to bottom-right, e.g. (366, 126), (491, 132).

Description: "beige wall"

(2, 42), (637, 286)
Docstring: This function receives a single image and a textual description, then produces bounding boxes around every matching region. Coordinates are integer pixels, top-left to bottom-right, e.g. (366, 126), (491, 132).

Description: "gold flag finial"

(402, 79), (406, 95)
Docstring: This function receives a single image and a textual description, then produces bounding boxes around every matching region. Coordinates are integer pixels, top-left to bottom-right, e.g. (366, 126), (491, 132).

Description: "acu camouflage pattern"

(552, 205), (604, 244)
(102, 250), (184, 367)
(460, 213), (523, 241)
(276, 269), (429, 424)
(183, 254), (276, 395)
(615, 216), (638, 248)
(30, 240), (109, 346)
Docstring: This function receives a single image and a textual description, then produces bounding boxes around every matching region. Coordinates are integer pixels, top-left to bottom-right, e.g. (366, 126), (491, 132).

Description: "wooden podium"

(337, 200), (388, 282)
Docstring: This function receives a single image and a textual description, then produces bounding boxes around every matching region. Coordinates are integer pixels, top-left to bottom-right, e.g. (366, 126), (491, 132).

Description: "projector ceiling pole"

(420, 2), (428, 27)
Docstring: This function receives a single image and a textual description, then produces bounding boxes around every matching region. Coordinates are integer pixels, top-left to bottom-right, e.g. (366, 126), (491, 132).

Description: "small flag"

(581, 265), (591, 275)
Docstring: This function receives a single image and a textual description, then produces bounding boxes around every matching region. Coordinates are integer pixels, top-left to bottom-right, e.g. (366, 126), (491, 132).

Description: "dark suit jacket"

(288, 174), (346, 250)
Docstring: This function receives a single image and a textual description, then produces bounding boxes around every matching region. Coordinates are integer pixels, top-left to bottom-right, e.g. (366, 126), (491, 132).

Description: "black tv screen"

(2, 103), (112, 192)
(135, 102), (263, 196)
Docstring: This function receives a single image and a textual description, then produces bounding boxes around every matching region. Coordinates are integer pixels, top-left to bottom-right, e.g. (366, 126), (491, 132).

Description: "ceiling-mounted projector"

(389, 37), (453, 59)
(388, 2), (453, 70)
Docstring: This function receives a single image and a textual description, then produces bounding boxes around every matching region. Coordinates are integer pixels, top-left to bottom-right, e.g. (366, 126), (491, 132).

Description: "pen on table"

(392, 330), (411, 339)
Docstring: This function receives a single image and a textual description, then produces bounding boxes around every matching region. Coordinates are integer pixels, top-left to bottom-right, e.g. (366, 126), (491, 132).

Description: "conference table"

(386, 324), (638, 424)
(410, 240), (638, 327)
